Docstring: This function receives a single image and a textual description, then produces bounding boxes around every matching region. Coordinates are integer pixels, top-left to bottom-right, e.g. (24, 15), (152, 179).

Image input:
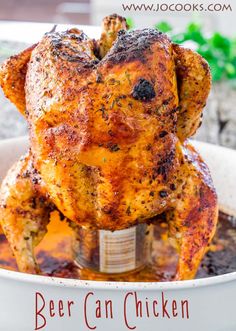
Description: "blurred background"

(0, 0), (235, 148)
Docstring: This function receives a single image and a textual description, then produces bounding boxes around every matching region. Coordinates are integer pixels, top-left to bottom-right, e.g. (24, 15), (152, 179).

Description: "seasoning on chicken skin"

(0, 14), (218, 279)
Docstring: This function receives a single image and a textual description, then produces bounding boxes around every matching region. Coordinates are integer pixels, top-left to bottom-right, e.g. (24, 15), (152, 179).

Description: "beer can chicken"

(0, 14), (218, 280)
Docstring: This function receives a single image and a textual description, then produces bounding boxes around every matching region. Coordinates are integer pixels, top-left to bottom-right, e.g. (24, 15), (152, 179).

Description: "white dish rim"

(1, 267), (236, 291)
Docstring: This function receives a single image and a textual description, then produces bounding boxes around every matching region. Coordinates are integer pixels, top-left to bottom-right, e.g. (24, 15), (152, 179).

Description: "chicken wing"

(173, 44), (211, 141)
(0, 45), (35, 115)
(99, 13), (128, 58)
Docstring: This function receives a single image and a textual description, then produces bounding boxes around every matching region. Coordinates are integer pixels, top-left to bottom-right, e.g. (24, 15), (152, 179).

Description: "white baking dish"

(0, 136), (236, 331)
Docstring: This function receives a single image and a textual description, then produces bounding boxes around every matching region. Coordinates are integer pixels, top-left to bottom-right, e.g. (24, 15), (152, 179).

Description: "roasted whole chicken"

(0, 15), (218, 280)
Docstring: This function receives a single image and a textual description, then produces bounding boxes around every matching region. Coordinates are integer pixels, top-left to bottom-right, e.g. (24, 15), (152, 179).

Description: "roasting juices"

(0, 210), (235, 281)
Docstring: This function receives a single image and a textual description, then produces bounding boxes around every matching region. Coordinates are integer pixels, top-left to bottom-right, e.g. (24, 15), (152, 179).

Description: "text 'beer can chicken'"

(0, 14), (218, 280)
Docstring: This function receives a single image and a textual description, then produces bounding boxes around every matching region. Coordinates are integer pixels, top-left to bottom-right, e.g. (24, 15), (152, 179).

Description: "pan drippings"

(0, 210), (235, 281)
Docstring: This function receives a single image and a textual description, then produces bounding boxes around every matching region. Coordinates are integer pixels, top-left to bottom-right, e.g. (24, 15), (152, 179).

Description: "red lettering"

(84, 292), (96, 330)
(49, 300), (55, 317)
(172, 300), (178, 317)
(134, 292), (142, 317)
(105, 300), (113, 319)
(153, 300), (159, 317)
(59, 300), (64, 317)
(181, 300), (189, 319)
(95, 300), (101, 318)
(68, 301), (74, 317)
(124, 292), (136, 330)
(162, 292), (170, 319)
(35, 292), (47, 330)
(145, 298), (149, 318)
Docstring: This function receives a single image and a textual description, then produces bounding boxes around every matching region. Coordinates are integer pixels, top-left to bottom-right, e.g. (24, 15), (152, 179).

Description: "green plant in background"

(128, 18), (236, 84)
(157, 21), (236, 83)
(154, 21), (172, 33)
(126, 17), (135, 30)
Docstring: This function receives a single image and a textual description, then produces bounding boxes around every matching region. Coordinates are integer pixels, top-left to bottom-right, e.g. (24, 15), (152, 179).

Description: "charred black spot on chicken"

(132, 79), (156, 101)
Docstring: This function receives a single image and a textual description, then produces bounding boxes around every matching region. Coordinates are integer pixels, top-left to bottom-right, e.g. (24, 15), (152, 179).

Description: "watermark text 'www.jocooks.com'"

(122, 2), (233, 12)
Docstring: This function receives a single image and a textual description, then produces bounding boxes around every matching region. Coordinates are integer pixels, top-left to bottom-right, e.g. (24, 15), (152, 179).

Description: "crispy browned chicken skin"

(0, 14), (218, 279)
